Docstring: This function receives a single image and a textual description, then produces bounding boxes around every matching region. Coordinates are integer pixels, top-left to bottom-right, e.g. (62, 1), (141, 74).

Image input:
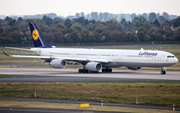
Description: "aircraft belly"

(102, 62), (120, 68)
(116, 62), (176, 67)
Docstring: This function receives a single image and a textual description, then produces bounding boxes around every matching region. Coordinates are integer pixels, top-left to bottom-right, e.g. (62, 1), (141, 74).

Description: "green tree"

(0, 36), (15, 44)
(42, 15), (48, 21)
(70, 30), (81, 43)
(53, 17), (64, 25)
(153, 19), (160, 27)
(64, 19), (72, 29)
(95, 24), (105, 33)
(5, 16), (13, 22)
(74, 17), (85, 24)
(143, 21), (153, 31)
(0, 28), (3, 33)
(108, 18), (118, 24)
(137, 27), (147, 41)
(70, 23), (82, 32)
(172, 17), (180, 28)
(17, 17), (23, 21)
(174, 27), (180, 41)
(45, 17), (53, 27)
(8, 19), (16, 26)
(56, 23), (67, 29)
(144, 35), (151, 41)
(132, 16), (146, 27)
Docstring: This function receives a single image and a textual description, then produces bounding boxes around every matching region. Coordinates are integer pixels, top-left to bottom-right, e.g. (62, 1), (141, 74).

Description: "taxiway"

(0, 68), (180, 82)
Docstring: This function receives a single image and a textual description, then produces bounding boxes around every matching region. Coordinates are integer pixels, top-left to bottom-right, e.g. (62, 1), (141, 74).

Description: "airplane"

(3, 22), (178, 74)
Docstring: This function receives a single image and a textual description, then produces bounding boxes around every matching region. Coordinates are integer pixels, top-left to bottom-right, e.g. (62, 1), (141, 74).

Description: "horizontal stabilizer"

(2, 51), (11, 56)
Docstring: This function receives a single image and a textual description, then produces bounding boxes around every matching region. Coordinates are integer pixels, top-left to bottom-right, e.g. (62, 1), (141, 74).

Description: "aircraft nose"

(175, 57), (179, 63)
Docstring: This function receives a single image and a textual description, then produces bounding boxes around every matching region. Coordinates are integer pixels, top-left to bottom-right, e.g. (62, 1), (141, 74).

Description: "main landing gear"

(161, 67), (167, 75)
(78, 69), (99, 73)
(78, 69), (89, 73)
(102, 68), (112, 73)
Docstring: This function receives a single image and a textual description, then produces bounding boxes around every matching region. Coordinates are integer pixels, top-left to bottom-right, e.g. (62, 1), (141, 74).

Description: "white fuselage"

(34, 48), (178, 68)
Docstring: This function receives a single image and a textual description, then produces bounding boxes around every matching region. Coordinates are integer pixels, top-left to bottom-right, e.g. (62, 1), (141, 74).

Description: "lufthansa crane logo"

(32, 29), (39, 41)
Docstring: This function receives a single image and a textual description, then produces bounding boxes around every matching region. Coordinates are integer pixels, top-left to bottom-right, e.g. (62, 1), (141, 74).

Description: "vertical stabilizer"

(29, 22), (52, 48)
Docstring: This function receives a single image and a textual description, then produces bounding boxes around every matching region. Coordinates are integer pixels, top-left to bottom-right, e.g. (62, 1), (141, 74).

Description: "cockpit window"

(167, 56), (175, 58)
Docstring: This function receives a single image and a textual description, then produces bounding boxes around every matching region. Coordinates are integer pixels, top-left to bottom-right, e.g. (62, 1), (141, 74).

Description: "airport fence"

(1, 41), (180, 47)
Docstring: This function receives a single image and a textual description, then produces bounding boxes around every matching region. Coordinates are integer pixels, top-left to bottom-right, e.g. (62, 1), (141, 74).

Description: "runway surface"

(0, 107), (120, 113)
(1, 97), (179, 111)
(0, 68), (180, 82)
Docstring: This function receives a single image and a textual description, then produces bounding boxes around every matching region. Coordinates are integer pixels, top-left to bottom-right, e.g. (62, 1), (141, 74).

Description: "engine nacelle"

(50, 59), (67, 68)
(85, 62), (102, 72)
(127, 67), (142, 70)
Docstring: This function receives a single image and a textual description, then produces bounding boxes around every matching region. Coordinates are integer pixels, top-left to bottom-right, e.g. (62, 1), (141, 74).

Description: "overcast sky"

(0, 0), (179, 17)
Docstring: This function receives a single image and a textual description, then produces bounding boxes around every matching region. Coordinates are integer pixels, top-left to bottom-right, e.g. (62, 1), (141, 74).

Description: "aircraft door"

(119, 52), (123, 60)
(157, 54), (162, 61)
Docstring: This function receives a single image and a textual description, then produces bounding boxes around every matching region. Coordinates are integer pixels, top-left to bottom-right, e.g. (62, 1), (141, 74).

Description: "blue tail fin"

(29, 22), (52, 48)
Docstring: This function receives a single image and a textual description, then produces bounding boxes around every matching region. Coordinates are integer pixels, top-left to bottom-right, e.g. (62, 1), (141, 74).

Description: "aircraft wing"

(11, 55), (110, 63)
(4, 47), (39, 52)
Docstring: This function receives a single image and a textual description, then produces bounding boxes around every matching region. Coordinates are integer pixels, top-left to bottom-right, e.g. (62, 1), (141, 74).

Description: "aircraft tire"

(102, 69), (105, 73)
(160, 71), (166, 75)
(78, 69), (82, 73)
(82, 69), (85, 73)
(110, 69), (112, 73)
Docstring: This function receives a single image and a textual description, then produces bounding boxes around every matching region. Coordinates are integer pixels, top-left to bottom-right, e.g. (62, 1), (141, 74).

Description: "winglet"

(2, 51), (11, 56)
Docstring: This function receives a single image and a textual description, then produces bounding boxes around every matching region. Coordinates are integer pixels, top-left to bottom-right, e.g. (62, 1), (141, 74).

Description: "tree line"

(0, 14), (180, 46)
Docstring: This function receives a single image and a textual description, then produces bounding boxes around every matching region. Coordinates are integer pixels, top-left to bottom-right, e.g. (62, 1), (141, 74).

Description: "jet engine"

(85, 62), (102, 72)
(50, 59), (67, 68)
(127, 67), (142, 70)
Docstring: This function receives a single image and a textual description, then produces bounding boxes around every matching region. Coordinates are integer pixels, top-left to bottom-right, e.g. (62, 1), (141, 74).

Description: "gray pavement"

(0, 107), (121, 113)
(0, 68), (180, 82)
(0, 97), (179, 111)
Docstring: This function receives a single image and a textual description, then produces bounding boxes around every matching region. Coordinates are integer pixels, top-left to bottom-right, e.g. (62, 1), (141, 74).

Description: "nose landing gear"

(161, 67), (167, 75)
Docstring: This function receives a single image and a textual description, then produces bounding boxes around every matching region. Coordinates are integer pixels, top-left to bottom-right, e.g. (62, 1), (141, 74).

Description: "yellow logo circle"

(32, 29), (39, 41)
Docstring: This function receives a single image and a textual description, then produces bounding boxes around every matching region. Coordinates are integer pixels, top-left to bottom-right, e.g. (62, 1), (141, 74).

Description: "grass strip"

(0, 75), (15, 78)
(0, 82), (180, 107)
(0, 100), (179, 113)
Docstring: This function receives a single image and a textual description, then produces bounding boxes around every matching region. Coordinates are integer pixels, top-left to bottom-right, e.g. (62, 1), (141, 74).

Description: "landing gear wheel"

(78, 69), (82, 73)
(85, 70), (88, 73)
(161, 71), (166, 75)
(160, 67), (167, 75)
(102, 68), (112, 73)
(102, 69), (105, 73)
(109, 69), (112, 73)
(78, 69), (89, 73)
